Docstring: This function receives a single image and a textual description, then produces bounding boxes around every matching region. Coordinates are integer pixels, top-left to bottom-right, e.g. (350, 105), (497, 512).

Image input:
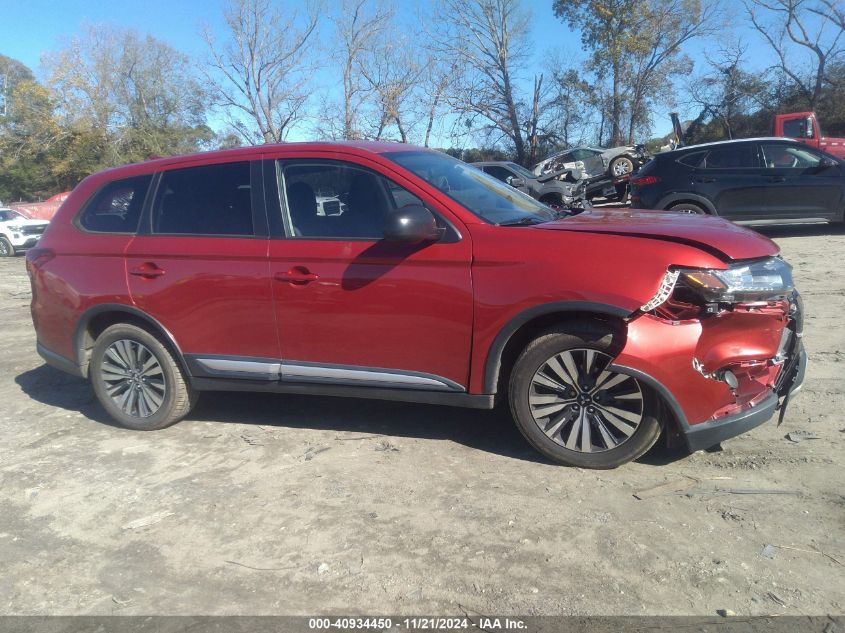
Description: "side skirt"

(189, 377), (496, 410)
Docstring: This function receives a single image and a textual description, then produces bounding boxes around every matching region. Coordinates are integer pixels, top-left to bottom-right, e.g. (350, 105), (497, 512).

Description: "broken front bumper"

(611, 291), (806, 452)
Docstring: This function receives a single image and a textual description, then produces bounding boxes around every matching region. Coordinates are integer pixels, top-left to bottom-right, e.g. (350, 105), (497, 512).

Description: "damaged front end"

(611, 257), (806, 451)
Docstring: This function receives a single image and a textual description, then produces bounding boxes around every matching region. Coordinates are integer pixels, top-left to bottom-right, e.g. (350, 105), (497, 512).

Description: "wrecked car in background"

(471, 161), (588, 210)
(533, 145), (649, 180)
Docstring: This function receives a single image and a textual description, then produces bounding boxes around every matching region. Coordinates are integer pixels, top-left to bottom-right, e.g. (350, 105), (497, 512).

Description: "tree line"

(1, 0), (843, 202)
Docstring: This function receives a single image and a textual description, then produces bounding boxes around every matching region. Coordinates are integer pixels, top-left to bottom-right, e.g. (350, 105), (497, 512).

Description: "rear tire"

(90, 323), (197, 430)
(508, 324), (663, 468)
(609, 156), (635, 177)
(0, 237), (13, 257)
(668, 202), (706, 214)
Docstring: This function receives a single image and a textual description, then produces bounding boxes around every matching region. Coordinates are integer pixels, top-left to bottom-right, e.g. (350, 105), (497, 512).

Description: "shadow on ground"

(752, 222), (845, 239)
(16, 363), (692, 467)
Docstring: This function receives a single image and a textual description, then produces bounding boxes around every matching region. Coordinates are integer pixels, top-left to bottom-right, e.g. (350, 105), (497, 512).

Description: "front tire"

(0, 237), (14, 257)
(90, 323), (197, 430)
(508, 325), (662, 468)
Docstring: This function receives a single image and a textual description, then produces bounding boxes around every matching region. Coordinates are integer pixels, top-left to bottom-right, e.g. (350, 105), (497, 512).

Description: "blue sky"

(0, 0), (787, 145)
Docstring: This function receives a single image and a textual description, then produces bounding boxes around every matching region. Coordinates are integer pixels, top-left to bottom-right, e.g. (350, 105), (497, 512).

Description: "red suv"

(26, 142), (806, 468)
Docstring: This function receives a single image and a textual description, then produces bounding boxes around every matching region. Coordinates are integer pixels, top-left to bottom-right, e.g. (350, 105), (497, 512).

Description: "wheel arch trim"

(657, 193), (717, 214)
(482, 301), (633, 395)
(74, 304), (187, 378)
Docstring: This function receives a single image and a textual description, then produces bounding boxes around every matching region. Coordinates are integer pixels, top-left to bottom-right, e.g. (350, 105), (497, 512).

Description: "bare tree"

(359, 38), (422, 142)
(419, 53), (458, 147)
(746, 0), (845, 109)
(686, 42), (767, 139)
(331, 0), (393, 140)
(433, 0), (534, 164)
(203, 0), (318, 144)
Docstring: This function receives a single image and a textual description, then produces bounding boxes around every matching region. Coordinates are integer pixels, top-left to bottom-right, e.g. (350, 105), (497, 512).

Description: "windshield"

(0, 210), (24, 222)
(384, 151), (556, 225)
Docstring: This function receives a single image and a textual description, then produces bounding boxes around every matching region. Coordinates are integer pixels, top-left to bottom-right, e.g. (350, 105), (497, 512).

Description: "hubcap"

(612, 160), (632, 176)
(100, 340), (166, 418)
(528, 348), (644, 453)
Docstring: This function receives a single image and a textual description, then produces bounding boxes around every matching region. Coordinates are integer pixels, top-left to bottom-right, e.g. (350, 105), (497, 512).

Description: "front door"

(265, 157), (474, 391)
(758, 142), (843, 220)
(126, 160), (279, 379)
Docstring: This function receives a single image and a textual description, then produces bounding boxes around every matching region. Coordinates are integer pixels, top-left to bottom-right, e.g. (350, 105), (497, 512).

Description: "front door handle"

(130, 263), (166, 279)
(767, 175), (786, 183)
(275, 267), (319, 285)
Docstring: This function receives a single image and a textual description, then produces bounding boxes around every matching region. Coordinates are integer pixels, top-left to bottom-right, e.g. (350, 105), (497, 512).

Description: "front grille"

(22, 225), (46, 236)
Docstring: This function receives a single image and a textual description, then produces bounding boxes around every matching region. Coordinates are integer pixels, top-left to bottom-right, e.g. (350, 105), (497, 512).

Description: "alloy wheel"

(99, 339), (166, 418)
(528, 348), (644, 453)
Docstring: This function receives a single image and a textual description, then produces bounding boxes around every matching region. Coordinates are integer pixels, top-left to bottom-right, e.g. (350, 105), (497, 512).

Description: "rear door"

(265, 155), (474, 391)
(692, 143), (767, 219)
(758, 142), (843, 220)
(126, 160), (279, 379)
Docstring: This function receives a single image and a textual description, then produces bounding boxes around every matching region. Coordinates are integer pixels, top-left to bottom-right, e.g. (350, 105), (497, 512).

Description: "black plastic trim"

(683, 391), (778, 452)
(189, 377), (495, 409)
(36, 342), (84, 378)
(483, 301), (632, 394)
(73, 304), (187, 378)
(656, 192), (718, 215)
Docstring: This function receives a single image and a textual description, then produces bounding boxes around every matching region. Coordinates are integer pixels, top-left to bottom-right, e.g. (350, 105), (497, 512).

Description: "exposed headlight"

(642, 257), (794, 313)
(678, 257), (794, 303)
(7, 224), (21, 232)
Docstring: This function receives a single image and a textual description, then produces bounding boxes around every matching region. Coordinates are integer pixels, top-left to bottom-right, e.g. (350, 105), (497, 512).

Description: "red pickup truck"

(775, 112), (845, 158)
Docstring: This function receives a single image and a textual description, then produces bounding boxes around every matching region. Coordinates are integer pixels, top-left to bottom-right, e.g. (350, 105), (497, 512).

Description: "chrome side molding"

(187, 354), (463, 392)
(280, 362), (460, 391)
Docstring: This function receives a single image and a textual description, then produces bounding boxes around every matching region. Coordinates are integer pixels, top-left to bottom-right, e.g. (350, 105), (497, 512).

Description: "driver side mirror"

(817, 156), (838, 170)
(509, 177), (525, 188)
(383, 204), (442, 244)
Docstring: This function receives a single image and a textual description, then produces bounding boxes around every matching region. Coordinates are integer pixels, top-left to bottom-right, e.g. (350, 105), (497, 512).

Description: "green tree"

(553, 0), (718, 145)
(44, 24), (213, 166)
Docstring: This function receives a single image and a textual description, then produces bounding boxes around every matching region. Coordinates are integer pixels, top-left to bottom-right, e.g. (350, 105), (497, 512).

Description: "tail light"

(632, 175), (660, 186)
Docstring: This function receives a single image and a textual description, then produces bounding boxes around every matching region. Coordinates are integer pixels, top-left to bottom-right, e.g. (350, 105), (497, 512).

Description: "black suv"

(631, 138), (844, 222)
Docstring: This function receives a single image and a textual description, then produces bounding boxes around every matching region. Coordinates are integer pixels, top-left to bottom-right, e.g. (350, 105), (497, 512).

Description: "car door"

(572, 149), (605, 177)
(125, 160), (280, 379)
(265, 156), (474, 391)
(692, 144), (767, 219)
(758, 142), (844, 220)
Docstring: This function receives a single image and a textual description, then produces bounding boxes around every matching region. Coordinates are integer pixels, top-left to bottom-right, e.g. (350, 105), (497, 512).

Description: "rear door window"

(151, 162), (254, 236)
(702, 145), (759, 169)
(78, 175), (152, 234)
(677, 151), (706, 168)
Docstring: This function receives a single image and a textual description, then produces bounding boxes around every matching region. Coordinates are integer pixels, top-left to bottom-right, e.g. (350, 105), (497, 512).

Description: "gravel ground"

(1, 224), (843, 616)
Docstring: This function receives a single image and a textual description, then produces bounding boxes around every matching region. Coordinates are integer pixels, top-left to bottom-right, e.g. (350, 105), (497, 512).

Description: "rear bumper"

(37, 341), (84, 378)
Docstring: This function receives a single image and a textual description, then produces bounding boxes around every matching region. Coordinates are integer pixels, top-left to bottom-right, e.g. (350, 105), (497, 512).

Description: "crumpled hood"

(536, 208), (778, 261)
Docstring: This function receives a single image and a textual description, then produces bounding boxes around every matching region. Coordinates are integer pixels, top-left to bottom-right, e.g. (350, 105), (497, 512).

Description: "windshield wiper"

(497, 216), (547, 226)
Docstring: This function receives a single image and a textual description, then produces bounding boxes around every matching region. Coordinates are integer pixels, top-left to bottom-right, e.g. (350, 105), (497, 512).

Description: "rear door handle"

(767, 175), (786, 183)
(274, 267), (319, 285)
(695, 177), (715, 183)
(129, 263), (166, 279)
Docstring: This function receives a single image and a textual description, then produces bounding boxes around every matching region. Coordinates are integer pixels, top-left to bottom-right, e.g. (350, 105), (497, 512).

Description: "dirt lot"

(1, 224), (843, 617)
